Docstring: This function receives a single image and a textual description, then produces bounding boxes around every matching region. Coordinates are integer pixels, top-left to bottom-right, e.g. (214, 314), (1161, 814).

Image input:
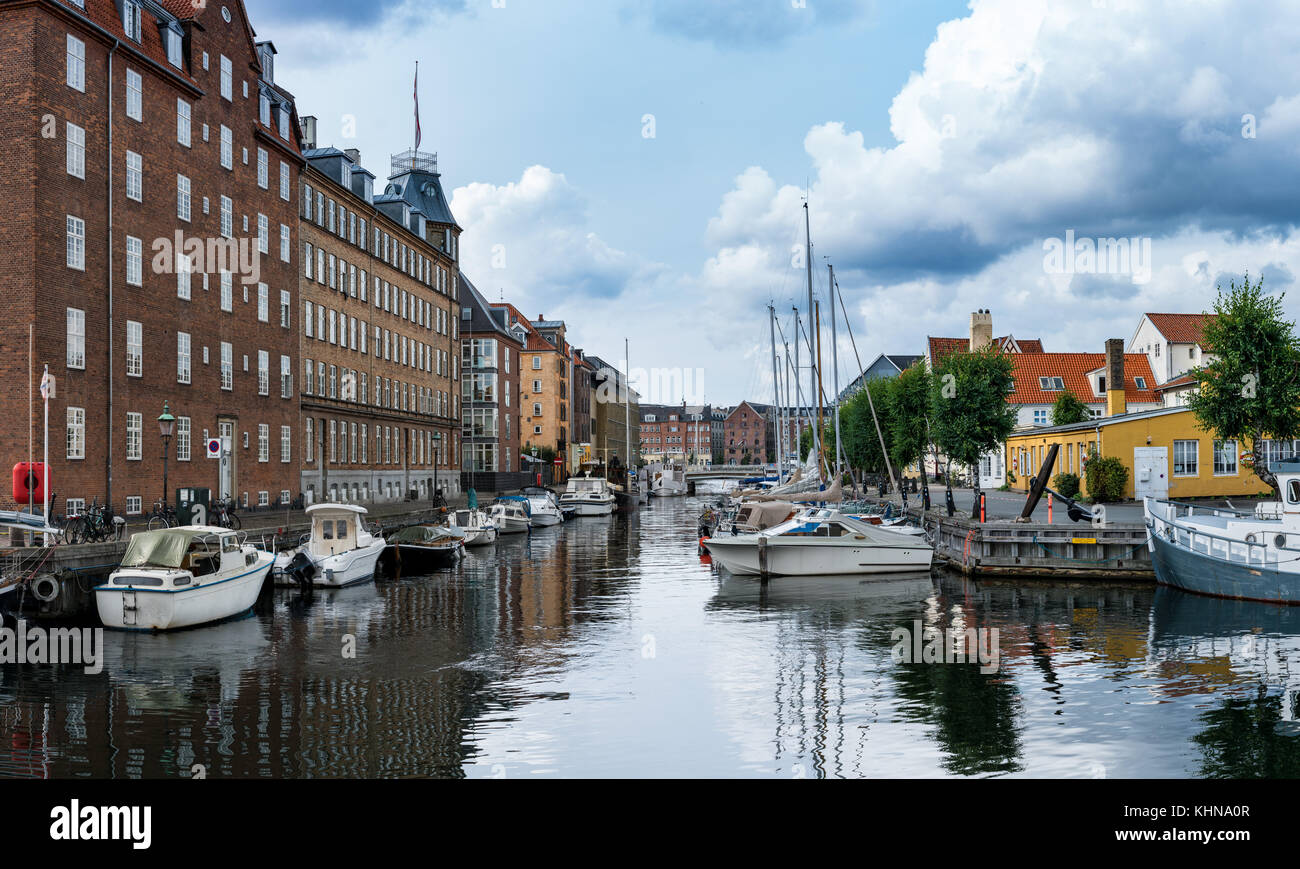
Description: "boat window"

(321, 520), (334, 540)
(223, 536), (238, 553)
(1289, 481), (1300, 504)
(338, 521), (349, 541)
(112, 575), (164, 587)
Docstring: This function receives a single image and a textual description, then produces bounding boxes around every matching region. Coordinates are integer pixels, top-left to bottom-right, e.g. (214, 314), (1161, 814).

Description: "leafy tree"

(1050, 389), (1090, 426)
(930, 347), (1018, 506)
(889, 363), (933, 474)
(841, 377), (895, 475)
(1187, 273), (1300, 496)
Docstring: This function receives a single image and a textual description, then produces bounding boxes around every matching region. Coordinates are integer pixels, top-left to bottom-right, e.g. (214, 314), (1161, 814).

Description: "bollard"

(1048, 493), (1053, 524)
(980, 493), (986, 524)
(758, 536), (769, 579)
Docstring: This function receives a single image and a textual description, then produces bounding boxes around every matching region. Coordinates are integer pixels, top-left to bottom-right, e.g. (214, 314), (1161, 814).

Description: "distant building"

(723, 402), (773, 465)
(639, 404), (709, 465)
(460, 275), (526, 492)
(587, 355), (641, 470)
(839, 354), (924, 400)
(1129, 312), (1218, 407)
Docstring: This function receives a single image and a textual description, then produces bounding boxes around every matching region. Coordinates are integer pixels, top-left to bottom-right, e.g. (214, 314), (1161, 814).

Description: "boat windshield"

(568, 479), (606, 492)
(121, 529), (220, 569)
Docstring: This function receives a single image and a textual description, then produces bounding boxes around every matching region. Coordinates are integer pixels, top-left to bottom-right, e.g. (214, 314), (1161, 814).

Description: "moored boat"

(381, 524), (465, 573)
(704, 508), (933, 577)
(560, 474), (616, 516)
(450, 508), (498, 547)
(274, 504), (385, 589)
(489, 497), (532, 534)
(522, 487), (564, 526)
(95, 527), (273, 631)
(1144, 462), (1300, 605)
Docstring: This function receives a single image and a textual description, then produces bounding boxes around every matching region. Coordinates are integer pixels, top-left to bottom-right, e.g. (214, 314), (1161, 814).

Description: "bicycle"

(147, 500), (179, 531)
(212, 499), (241, 531)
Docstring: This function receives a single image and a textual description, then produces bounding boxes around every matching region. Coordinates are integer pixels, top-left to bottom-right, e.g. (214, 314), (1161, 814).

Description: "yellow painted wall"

(1005, 411), (1268, 500)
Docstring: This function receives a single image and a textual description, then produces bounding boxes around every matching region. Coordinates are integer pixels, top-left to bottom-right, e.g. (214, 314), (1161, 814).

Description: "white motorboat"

(522, 487), (564, 527)
(704, 508), (933, 577)
(489, 497), (532, 534)
(274, 504), (385, 589)
(450, 508), (498, 547)
(651, 464), (688, 498)
(560, 475), (616, 516)
(95, 527), (273, 631)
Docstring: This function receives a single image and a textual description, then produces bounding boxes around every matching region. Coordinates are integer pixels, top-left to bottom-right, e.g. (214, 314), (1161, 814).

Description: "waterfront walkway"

(885, 486), (1268, 526)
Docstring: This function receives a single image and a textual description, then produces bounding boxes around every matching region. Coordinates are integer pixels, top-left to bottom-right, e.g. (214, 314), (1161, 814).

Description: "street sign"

(207, 438), (222, 459)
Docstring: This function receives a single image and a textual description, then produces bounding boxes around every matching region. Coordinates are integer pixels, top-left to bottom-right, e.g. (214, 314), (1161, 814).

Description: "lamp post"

(157, 401), (176, 507)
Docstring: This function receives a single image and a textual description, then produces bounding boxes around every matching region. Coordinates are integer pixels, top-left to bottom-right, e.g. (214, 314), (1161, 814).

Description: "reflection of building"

(297, 140), (462, 504)
(459, 275), (526, 491)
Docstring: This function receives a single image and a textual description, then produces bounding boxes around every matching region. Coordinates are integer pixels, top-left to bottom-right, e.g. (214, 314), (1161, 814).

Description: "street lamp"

(157, 401), (176, 506)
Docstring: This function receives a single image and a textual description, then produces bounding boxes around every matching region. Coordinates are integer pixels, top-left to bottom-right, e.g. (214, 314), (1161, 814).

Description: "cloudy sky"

(245, 0), (1300, 405)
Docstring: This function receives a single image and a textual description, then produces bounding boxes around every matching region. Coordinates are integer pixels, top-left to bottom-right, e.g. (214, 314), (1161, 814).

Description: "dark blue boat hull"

(1150, 531), (1300, 606)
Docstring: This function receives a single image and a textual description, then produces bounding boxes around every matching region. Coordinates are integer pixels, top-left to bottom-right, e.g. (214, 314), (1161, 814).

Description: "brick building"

(570, 349), (594, 470)
(493, 306), (572, 464)
(0, 0), (304, 516)
(459, 273), (526, 491)
(638, 404), (708, 465)
(294, 138), (461, 504)
(723, 401), (773, 465)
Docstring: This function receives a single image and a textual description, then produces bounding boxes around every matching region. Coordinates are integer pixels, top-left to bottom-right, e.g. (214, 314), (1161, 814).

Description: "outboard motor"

(283, 551), (317, 595)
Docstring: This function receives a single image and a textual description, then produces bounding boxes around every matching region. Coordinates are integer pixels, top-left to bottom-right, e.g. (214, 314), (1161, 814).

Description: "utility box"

(177, 488), (212, 527)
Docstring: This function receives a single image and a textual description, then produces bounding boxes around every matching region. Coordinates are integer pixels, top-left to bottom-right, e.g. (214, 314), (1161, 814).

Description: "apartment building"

(459, 274), (526, 491)
(493, 306), (572, 463)
(296, 136), (461, 504)
(0, 0), (303, 514)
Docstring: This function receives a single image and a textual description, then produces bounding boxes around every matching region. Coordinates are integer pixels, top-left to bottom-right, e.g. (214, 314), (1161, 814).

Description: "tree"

(1187, 273), (1300, 496)
(1050, 389), (1089, 426)
(889, 362), (932, 475)
(841, 377), (895, 476)
(930, 347), (1018, 507)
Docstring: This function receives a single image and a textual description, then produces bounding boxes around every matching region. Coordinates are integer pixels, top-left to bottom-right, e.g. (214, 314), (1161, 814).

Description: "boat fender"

(31, 574), (60, 603)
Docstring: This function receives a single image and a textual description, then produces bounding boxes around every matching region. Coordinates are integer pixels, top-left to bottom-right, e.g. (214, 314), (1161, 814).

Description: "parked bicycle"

(146, 500), (179, 531)
(70, 499), (124, 543)
(212, 498), (241, 531)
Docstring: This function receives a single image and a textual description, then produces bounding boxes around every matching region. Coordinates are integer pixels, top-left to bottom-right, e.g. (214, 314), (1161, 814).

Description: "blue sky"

(245, 0), (1300, 404)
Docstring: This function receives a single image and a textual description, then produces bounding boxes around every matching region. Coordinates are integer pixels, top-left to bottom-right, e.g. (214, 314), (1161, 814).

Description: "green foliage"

(841, 377), (895, 474)
(1083, 449), (1128, 502)
(1050, 390), (1090, 426)
(1187, 273), (1300, 493)
(1052, 472), (1081, 499)
(888, 363), (932, 471)
(930, 348), (1018, 493)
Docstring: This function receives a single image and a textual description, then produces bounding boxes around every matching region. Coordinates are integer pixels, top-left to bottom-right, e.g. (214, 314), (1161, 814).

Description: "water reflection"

(4, 500), (1300, 777)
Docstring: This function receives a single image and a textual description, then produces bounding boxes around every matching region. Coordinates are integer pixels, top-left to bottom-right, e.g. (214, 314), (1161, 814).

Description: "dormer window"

(279, 105), (290, 141)
(123, 1), (142, 41)
(1038, 376), (1064, 391)
(1098, 376), (1107, 393)
(260, 93), (271, 127)
(1135, 376), (1147, 390)
(165, 28), (183, 68)
(260, 46), (274, 83)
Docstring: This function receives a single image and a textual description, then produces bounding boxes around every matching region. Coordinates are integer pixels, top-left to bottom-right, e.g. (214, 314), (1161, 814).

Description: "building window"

(66, 216), (85, 270)
(1135, 377), (1147, 390)
(220, 196), (232, 238)
(177, 417), (191, 461)
(126, 413), (142, 461)
(66, 123), (85, 178)
(122, 0), (142, 41)
(66, 308), (85, 369)
(177, 174), (191, 221)
(257, 282), (269, 322)
(220, 55), (233, 100)
(258, 425), (269, 463)
(126, 320), (142, 377)
(125, 151), (142, 201)
(258, 351), (269, 395)
(305, 418), (314, 463)
(220, 270), (233, 312)
(126, 236), (143, 286)
(220, 342), (233, 391)
(165, 28), (182, 68)
(66, 408), (85, 460)
(220, 126), (233, 170)
(1213, 440), (1238, 476)
(281, 355), (292, 398)
(1032, 409), (1048, 426)
(257, 148), (268, 188)
(280, 162), (290, 201)
(177, 98), (191, 146)
(66, 35), (85, 92)
(125, 496), (142, 516)
(1173, 440), (1199, 477)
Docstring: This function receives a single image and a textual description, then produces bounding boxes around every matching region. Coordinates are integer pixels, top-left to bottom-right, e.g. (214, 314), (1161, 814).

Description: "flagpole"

(42, 364), (50, 545)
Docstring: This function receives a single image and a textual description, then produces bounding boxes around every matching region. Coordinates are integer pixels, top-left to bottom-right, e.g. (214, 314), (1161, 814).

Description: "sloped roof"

(928, 336), (1044, 365)
(1008, 353), (1159, 405)
(1145, 313), (1215, 346)
(1158, 372), (1200, 392)
(382, 165), (460, 229)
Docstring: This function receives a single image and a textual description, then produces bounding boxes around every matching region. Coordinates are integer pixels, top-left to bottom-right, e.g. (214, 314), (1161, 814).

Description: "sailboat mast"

(624, 337), (631, 484)
(815, 301), (826, 479)
(829, 264), (843, 484)
(803, 203), (816, 467)
(793, 307), (803, 459)
(769, 305), (784, 483)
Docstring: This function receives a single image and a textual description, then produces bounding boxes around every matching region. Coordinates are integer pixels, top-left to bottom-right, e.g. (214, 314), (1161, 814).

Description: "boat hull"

(494, 517), (531, 534)
(381, 542), (463, 574)
(705, 537), (932, 577)
(1150, 530), (1300, 605)
(564, 499), (615, 517)
(463, 526), (497, 547)
(274, 541), (385, 588)
(530, 513), (563, 527)
(95, 563), (271, 631)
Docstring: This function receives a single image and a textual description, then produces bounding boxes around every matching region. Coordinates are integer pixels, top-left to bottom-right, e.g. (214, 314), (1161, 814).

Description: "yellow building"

(1005, 406), (1270, 501)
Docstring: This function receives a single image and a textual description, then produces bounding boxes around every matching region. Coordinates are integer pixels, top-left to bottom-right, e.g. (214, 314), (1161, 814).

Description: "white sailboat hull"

(463, 525), (498, 547)
(274, 540), (385, 588)
(705, 536), (932, 577)
(494, 516), (531, 534)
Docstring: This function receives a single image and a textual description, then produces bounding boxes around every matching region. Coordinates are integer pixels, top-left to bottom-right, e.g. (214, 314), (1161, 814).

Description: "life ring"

(31, 574), (60, 603)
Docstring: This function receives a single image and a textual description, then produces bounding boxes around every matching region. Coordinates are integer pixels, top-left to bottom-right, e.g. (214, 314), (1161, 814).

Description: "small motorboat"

(274, 504), (385, 589)
(449, 508), (497, 547)
(704, 508), (933, 577)
(522, 487), (563, 527)
(560, 474), (616, 516)
(381, 524), (465, 574)
(650, 463), (688, 498)
(489, 497), (532, 535)
(95, 527), (273, 631)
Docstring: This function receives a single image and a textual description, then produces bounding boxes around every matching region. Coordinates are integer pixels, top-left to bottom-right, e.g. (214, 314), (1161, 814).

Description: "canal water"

(2, 497), (1299, 778)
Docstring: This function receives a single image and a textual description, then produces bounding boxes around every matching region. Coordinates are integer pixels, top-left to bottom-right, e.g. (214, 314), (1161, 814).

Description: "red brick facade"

(0, 0), (303, 516)
(723, 402), (771, 465)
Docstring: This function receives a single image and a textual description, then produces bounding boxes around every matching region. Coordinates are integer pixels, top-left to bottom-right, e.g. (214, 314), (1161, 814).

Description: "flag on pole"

(39, 368), (52, 401)
(414, 62), (421, 151)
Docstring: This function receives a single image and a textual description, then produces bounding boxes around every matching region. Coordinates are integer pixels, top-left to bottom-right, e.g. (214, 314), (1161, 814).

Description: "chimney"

(344, 148), (361, 165)
(970, 309), (993, 352)
(1106, 339), (1127, 417)
(300, 115), (317, 149)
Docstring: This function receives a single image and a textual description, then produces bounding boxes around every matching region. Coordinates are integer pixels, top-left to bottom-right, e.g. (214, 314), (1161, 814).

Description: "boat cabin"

(113, 527), (247, 587)
(306, 504), (374, 558)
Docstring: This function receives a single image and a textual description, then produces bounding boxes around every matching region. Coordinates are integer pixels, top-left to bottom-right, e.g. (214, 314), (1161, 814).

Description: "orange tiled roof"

(1146, 313), (1215, 346)
(1159, 373), (1200, 391)
(928, 335), (1044, 364)
(1008, 353), (1159, 405)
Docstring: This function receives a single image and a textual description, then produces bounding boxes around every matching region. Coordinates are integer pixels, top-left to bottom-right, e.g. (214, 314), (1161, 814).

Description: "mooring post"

(758, 536), (769, 579)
